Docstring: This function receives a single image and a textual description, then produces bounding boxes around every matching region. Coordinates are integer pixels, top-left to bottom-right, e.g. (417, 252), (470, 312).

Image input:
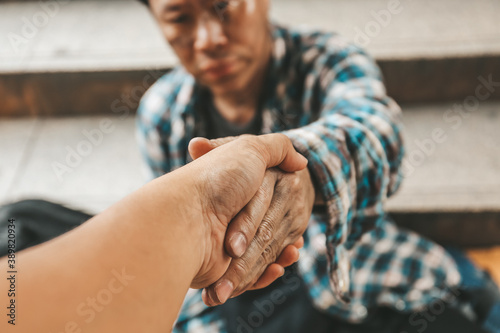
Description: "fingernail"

(201, 288), (210, 306)
(202, 288), (214, 307)
(231, 233), (247, 257)
(299, 154), (308, 165)
(215, 280), (233, 304)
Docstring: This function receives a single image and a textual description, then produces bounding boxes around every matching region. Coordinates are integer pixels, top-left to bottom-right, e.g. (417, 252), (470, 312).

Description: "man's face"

(150, 0), (271, 95)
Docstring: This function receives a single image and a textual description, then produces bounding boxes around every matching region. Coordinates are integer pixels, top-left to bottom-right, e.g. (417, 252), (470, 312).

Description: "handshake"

(0, 133), (315, 332)
(182, 134), (315, 305)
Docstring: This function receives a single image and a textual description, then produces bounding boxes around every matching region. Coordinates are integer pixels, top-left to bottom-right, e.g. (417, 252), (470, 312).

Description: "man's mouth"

(200, 59), (239, 81)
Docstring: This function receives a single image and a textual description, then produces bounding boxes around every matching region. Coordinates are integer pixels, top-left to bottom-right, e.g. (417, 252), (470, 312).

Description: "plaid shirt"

(136, 23), (462, 329)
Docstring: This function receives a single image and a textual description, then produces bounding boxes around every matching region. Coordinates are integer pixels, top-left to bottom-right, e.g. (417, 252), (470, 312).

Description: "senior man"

(137, 0), (499, 331)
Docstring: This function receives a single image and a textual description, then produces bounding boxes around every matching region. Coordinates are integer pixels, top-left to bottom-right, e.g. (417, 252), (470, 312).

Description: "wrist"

(299, 167), (316, 207)
(151, 168), (208, 283)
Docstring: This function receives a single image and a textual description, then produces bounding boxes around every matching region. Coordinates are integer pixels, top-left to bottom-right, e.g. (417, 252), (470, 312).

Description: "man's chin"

(203, 74), (245, 94)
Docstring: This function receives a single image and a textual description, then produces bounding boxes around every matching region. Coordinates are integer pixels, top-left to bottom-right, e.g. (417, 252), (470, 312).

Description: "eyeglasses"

(213, 0), (244, 21)
(159, 0), (247, 48)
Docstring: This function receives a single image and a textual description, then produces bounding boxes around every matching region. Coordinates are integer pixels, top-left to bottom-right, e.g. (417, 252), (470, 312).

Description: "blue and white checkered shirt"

(136, 23), (462, 330)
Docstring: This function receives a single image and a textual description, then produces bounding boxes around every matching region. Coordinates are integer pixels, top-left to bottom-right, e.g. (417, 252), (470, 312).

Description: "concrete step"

(386, 101), (500, 247)
(1, 101), (499, 246)
(1, 0), (499, 116)
(0, 115), (145, 214)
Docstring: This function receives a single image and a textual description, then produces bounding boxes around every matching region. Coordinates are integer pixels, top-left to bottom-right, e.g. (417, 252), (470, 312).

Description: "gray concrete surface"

(0, 0), (499, 73)
(387, 101), (500, 212)
(1, 102), (499, 215)
(0, 116), (145, 214)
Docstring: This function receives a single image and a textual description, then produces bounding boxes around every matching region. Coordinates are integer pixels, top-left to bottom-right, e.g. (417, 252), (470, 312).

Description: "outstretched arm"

(0, 134), (307, 333)
(199, 40), (405, 305)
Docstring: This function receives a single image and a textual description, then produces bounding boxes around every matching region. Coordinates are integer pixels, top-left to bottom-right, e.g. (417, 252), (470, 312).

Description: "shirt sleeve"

(283, 42), (405, 303)
(135, 76), (175, 180)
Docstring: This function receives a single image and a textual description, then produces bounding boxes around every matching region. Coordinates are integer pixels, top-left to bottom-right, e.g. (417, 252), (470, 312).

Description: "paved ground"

(0, 0), (498, 73)
(1, 101), (499, 215)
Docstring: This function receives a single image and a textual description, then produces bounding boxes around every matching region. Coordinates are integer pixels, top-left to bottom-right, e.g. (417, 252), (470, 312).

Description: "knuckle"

(287, 227), (302, 242)
(256, 184), (270, 201)
(238, 213), (256, 233)
(294, 201), (307, 215)
(291, 176), (302, 192)
(260, 240), (280, 264)
(251, 187), (269, 209)
(280, 173), (301, 192)
(239, 134), (255, 141)
(229, 258), (250, 280)
(255, 223), (274, 245)
(237, 134), (253, 146)
(273, 133), (289, 146)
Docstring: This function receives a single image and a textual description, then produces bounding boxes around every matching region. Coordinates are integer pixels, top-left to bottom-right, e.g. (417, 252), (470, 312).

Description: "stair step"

(1, 102), (499, 245)
(1, 0), (499, 116)
(387, 101), (500, 246)
(387, 102), (500, 213)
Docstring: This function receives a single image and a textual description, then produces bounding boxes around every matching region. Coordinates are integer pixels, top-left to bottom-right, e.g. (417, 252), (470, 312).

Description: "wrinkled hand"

(188, 134), (308, 289)
(189, 136), (315, 305)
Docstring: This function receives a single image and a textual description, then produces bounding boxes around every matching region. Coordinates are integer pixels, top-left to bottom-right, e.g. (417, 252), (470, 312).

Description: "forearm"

(282, 48), (404, 304)
(0, 133), (308, 331)
(0, 168), (204, 332)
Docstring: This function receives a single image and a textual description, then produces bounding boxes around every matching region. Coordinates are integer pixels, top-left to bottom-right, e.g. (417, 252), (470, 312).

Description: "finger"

(194, 134), (308, 172)
(188, 136), (238, 160)
(275, 245), (300, 268)
(202, 287), (220, 307)
(233, 245), (299, 295)
(205, 175), (296, 305)
(251, 134), (308, 172)
(207, 234), (285, 305)
(201, 288), (212, 306)
(225, 171), (276, 258)
(250, 264), (284, 290)
(293, 236), (304, 249)
(188, 137), (213, 160)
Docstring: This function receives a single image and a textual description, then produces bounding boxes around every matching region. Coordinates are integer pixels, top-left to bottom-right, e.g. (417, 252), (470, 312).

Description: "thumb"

(188, 136), (238, 160)
(252, 134), (308, 172)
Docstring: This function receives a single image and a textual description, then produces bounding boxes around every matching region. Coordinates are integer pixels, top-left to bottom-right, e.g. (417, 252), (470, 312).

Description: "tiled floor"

(0, 116), (145, 214)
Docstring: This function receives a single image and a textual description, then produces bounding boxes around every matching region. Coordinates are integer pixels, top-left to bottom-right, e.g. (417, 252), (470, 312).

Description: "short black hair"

(139, 0), (149, 6)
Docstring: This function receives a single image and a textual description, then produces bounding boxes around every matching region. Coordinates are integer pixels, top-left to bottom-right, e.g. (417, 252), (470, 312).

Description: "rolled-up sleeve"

(284, 44), (405, 302)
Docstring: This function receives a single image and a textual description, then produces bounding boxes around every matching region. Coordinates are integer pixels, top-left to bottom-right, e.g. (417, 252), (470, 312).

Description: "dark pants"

(217, 263), (489, 333)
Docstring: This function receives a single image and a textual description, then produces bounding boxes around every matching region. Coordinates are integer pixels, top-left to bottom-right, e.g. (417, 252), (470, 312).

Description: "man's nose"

(193, 14), (228, 52)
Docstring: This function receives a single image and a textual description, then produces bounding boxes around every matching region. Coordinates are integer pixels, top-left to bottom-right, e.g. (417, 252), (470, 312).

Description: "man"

(137, 0), (499, 331)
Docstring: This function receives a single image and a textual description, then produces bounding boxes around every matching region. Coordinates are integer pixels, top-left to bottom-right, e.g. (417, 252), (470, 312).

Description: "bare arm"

(0, 134), (307, 333)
